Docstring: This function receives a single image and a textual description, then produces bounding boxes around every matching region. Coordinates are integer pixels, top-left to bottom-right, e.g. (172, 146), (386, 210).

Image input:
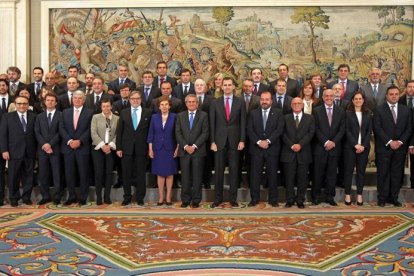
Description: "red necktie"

(253, 84), (258, 95)
(225, 97), (230, 122)
(341, 81), (346, 99)
(160, 77), (165, 87)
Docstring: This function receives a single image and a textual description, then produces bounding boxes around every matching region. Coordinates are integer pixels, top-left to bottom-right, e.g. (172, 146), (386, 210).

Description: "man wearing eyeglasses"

(0, 96), (37, 207)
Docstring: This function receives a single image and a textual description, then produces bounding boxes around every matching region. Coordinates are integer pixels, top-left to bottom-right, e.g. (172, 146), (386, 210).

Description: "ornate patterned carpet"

(0, 202), (413, 275)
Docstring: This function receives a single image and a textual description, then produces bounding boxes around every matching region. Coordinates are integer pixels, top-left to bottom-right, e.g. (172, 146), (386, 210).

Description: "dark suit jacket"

(313, 105), (346, 156)
(57, 93), (72, 111)
(0, 96), (12, 119)
(281, 113), (315, 164)
(116, 106), (152, 156)
(9, 82), (26, 96)
(137, 85), (161, 108)
(59, 80), (86, 92)
(255, 83), (270, 95)
(147, 112), (177, 151)
(84, 93), (113, 114)
(112, 99), (131, 116)
(242, 93), (260, 115)
(152, 76), (177, 88)
(247, 107), (284, 156)
(327, 79), (359, 101)
(27, 81), (46, 101)
(198, 94), (213, 113)
(345, 110), (372, 150)
(272, 94), (293, 114)
(361, 83), (388, 112)
(34, 110), (62, 155)
(0, 111), (37, 159)
(209, 95), (246, 150)
(151, 96), (183, 114)
(107, 78), (137, 95)
(173, 83), (195, 101)
(334, 98), (350, 110)
(373, 103), (412, 154)
(269, 78), (300, 97)
(175, 110), (209, 157)
(59, 107), (93, 155)
(52, 86), (65, 96)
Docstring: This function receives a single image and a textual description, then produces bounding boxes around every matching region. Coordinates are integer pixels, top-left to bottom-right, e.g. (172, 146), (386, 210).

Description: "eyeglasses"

(15, 102), (29, 105)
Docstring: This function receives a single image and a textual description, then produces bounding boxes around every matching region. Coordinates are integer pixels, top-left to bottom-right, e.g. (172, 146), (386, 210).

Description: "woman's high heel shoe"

(345, 201), (352, 206)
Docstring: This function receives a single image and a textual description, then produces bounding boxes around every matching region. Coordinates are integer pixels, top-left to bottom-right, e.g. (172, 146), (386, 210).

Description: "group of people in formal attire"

(0, 62), (413, 209)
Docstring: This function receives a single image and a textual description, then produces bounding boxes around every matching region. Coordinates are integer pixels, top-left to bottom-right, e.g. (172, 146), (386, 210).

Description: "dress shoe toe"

(37, 199), (51, 205)
(191, 203), (200, 208)
(137, 201), (145, 206)
(297, 202), (305, 209)
(269, 202), (279, 207)
(393, 201), (402, 207)
(247, 201), (257, 207)
(10, 201), (18, 207)
(181, 202), (190, 208)
(23, 199), (33, 205)
(121, 200), (131, 206)
(378, 201), (386, 207)
(210, 202), (221, 208)
(326, 200), (338, 206)
(230, 201), (239, 207)
(285, 202), (294, 208)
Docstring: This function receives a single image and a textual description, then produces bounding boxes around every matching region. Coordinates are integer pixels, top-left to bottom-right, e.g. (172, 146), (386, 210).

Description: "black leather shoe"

(204, 184), (211, 189)
(53, 200), (60, 205)
(37, 199), (51, 205)
(285, 202), (294, 208)
(137, 200), (145, 206)
(356, 201), (363, 206)
(96, 199), (103, 206)
(312, 200), (320, 205)
(326, 200), (338, 206)
(0, 201), (4, 207)
(393, 201), (402, 207)
(210, 202), (222, 208)
(10, 201), (18, 207)
(229, 201), (239, 207)
(344, 201), (352, 206)
(112, 182), (122, 189)
(297, 202), (305, 209)
(248, 201), (258, 207)
(181, 202), (190, 208)
(79, 200), (87, 206)
(121, 199), (131, 206)
(63, 199), (77, 206)
(269, 202), (279, 207)
(191, 202), (200, 208)
(378, 201), (386, 207)
(104, 200), (112, 205)
(23, 199), (33, 205)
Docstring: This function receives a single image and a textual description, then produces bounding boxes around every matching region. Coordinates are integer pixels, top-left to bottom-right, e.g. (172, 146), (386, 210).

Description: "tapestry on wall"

(49, 6), (413, 87)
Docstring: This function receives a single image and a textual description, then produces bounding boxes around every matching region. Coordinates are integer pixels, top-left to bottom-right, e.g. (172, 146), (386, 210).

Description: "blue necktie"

(21, 114), (27, 132)
(1, 98), (6, 112)
(189, 112), (194, 129)
(132, 108), (138, 130)
(48, 112), (52, 128)
(145, 88), (150, 100)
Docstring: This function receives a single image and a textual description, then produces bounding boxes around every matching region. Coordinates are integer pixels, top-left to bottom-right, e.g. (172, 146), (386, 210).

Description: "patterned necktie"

(145, 87), (150, 100)
(36, 83), (41, 95)
(253, 84), (258, 95)
(373, 85), (378, 98)
(11, 83), (17, 95)
(189, 112), (194, 129)
(1, 98), (6, 112)
(74, 109), (80, 130)
(120, 79), (125, 85)
(225, 97), (230, 122)
(390, 105), (397, 124)
(160, 77), (165, 87)
(95, 95), (100, 105)
(21, 114), (27, 132)
(132, 108), (138, 130)
(341, 81), (346, 99)
(123, 100), (127, 107)
(295, 115), (300, 128)
(48, 112), (52, 128)
(263, 109), (268, 130)
(327, 107), (332, 126)
(277, 96), (283, 109)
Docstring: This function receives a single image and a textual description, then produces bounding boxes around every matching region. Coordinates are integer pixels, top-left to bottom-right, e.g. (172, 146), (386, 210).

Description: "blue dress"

(147, 112), (177, 176)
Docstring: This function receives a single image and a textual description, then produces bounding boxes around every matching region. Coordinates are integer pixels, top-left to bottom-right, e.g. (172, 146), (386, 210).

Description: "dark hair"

(44, 92), (58, 102)
(93, 76), (104, 83)
(222, 76), (235, 85)
(0, 78), (9, 87)
(119, 83), (131, 90)
(100, 98), (113, 105)
(160, 81), (173, 89)
(278, 63), (289, 71)
(156, 61), (167, 68)
(33, 67), (44, 74)
(142, 70), (154, 78)
(7, 66), (21, 77)
(68, 65), (79, 72)
(347, 91), (369, 112)
(250, 68), (262, 75)
(406, 80), (414, 87)
(337, 64), (350, 72)
(16, 85), (30, 97)
(157, 95), (171, 107)
(387, 85), (400, 95)
(300, 80), (319, 105)
(276, 78), (287, 85)
(180, 68), (191, 76)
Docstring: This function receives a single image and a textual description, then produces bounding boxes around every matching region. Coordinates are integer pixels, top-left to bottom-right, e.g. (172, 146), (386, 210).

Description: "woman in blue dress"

(148, 95), (178, 205)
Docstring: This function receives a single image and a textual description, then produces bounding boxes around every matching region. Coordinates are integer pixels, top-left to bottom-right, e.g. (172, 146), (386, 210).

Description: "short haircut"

(72, 90), (86, 99)
(33, 67), (44, 74)
(67, 76), (79, 83)
(119, 83), (131, 90)
(278, 63), (289, 71)
(129, 91), (141, 99)
(260, 91), (272, 98)
(194, 78), (206, 86)
(180, 68), (191, 75)
(0, 78), (9, 87)
(93, 76), (104, 83)
(185, 93), (198, 103)
(14, 95), (29, 103)
(100, 98), (112, 105)
(276, 78), (287, 85)
(406, 80), (414, 87)
(156, 61), (167, 68)
(142, 70), (154, 78)
(68, 65), (79, 72)
(157, 95), (171, 107)
(387, 85), (400, 95)
(250, 68), (262, 75)
(222, 76), (235, 85)
(44, 92), (58, 102)
(160, 81), (173, 89)
(311, 72), (322, 79)
(243, 78), (254, 84)
(337, 64), (350, 71)
(7, 66), (21, 77)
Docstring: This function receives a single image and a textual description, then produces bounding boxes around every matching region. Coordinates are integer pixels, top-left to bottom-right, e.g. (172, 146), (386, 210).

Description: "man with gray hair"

(60, 90), (93, 206)
(361, 68), (388, 112)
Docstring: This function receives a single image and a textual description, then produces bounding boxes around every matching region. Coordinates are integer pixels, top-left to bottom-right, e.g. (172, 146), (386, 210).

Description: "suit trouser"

(122, 154), (147, 202)
(284, 161), (309, 204)
(180, 155), (204, 204)
(312, 154), (338, 201)
(214, 144), (240, 203)
(8, 157), (34, 202)
(0, 158), (5, 202)
(63, 151), (90, 202)
(92, 149), (114, 202)
(376, 152), (405, 203)
(38, 153), (61, 201)
(409, 154), (414, 188)
(343, 148), (369, 195)
(250, 154), (279, 203)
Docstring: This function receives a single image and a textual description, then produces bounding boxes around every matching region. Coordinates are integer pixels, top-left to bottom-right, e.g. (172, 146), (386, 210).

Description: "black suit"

(116, 106), (152, 202)
(270, 78), (300, 97)
(153, 76), (177, 88)
(281, 113), (315, 204)
(138, 86), (161, 108)
(209, 95), (246, 203)
(399, 95), (414, 188)
(173, 83), (195, 101)
(254, 83), (270, 96)
(0, 111), (37, 204)
(34, 110), (62, 202)
(0, 96), (12, 204)
(198, 94), (214, 186)
(151, 96), (183, 114)
(343, 110), (372, 195)
(312, 105), (345, 202)
(374, 103), (412, 204)
(59, 106), (93, 203)
(112, 99), (131, 116)
(327, 79), (359, 101)
(175, 110), (209, 204)
(272, 94), (292, 115)
(85, 92), (113, 114)
(57, 93), (73, 111)
(27, 82), (46, 102)
(107, 78), (137, 97)
(247, 107), (284, 204)
(52, 86), (65, 96)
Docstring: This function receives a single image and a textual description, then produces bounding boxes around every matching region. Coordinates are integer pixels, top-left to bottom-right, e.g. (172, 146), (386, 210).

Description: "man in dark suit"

(85, 76), (113, 114)
(312, 89), (345, 206)
(153, 61), (177, 88)
(281, 97), (315, 208)
(251, 68), (270, 96)
(59, 90), (93, 206)
(332, 83), (350, 109)
(209, 77), (246, 207)
(116, 91), (152, 206)
(175, 94), (209, 208)
(0, 79), (11, 205)
(374, 86), (412, 207)
(107, 64), (137, 98)
(272, 78), (292, 114)
(402, 80), (414, 189)
(7, 66), (26, 97)
(0, 95), (37, 206)
(151, 81), (183, 114)
(112, 83), (131, 115)
(269, 64), (300, 97)
(195, 78), (214, 189)
(247, 91), (284, 207)
(327, 64), (359, 102)
(137, 71), (161, 109)
(34, 93), (62, 205)
(311, 72), (325, 99)
(173, 68), (195, 101)
(58, 77), (79, 111)
(45, 72), (64, 95)
(27, 67), (46, 102)
(361, 68), (388, 112)
(83, 72), (95, 96)
(59, 65), (86, 92)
